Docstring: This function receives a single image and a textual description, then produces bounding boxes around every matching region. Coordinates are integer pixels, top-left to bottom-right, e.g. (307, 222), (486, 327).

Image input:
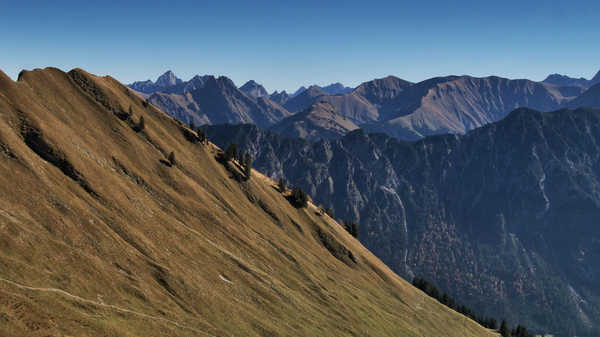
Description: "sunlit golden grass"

(0, 67), (497, 336)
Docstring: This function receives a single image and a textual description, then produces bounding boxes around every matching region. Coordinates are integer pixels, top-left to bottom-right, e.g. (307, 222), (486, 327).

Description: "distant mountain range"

(136, 73), (290, 128)
(129, 70), (598, 141)
(289, 83), (353, 97)
(239, 80), (269, 98)
(270, 101), (359, 140)
(129, 70), (183, 94)
(568, 83), (600, 109)
(543, 70), (600, 88)
(204, 106), (600, 336)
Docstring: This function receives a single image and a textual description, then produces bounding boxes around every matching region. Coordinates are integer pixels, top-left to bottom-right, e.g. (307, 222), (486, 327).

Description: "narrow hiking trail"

(0, 276), (218, 336)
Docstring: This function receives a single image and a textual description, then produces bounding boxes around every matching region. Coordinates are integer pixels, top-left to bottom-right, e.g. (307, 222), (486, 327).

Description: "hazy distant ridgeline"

(130, 70), (599, 142)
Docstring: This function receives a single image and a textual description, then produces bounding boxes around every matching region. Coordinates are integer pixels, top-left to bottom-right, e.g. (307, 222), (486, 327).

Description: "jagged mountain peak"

(240, 80), (269, 98)
(291, 86), (307, 97)
(155, 70), (182, 88)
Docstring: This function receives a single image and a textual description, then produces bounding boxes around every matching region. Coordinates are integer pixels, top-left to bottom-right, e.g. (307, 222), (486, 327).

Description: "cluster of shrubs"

(343, 221), (359, 238)
(412, 277), (534, 337)
(289, 186), (308, 208)
(220, 143), (252, 181)
(277, 178), (308, 208)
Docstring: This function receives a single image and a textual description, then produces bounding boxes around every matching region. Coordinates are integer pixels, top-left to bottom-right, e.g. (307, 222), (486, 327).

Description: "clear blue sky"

(1, 1), (599, 93)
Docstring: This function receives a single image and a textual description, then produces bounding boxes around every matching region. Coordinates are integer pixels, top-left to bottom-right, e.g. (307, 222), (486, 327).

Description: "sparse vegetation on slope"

(0, 67), (497, 337)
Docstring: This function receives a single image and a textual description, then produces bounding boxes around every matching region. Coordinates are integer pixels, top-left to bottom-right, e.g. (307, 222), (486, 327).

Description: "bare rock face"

(205, 107), (600, 336)
(239, 80), (269, 98)
(269, 90), (289, 105)
(362, 76), (585, 140)
(269, 102), (359, 140)
(129, 70), (183, 93)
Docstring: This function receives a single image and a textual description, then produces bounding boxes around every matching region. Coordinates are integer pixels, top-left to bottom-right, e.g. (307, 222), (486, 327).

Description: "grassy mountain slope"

(0, 67), (496, 337)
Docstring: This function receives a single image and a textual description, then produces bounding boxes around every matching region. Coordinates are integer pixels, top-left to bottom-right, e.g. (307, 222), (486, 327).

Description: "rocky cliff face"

(239, 80), (269, 98)
(205, 108), (600, 336)
(269, 90), (289, 105)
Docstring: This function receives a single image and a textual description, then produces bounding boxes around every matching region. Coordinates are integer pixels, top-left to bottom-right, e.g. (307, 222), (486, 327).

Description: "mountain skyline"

(130, 68), (600, 100)
(127, 69), (593, 143)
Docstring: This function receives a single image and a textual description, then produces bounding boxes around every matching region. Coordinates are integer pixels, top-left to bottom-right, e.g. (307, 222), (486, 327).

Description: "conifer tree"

(224, 144), (238, 162)
(243, 153), (252, 180)
(290, 186), (308, 208)
(136, 115), (145, 132)
(197, 127), (206, 144)
(278, 178), (286, 192)
(500, 320), (510, 337)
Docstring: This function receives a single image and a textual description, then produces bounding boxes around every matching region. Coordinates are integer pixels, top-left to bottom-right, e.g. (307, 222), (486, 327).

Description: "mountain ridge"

(0, 66), (497, 337)
(543, 70), (600, 88)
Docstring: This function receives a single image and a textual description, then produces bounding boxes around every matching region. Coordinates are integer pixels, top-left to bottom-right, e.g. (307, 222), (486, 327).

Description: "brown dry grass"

(0, 67), (497, 337)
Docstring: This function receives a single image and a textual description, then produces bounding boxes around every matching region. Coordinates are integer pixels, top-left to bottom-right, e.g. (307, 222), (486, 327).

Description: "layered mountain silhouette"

(568, 83), (600, 109)
(270, 101), (359, 140)
(147, 75), (290, 128)
(0, 67), (498, 337)
(129, 70), (183, 94)
(318, 82), (354, 95)
(543, 70), (600, 88)
(290, 86), (307, 97)
(131, 71), (593, 142)
(269, 90), (289, 105)
(205, 107), (600, 336)
(290, 83), (354, 96)
(361, 75), (585, 140)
